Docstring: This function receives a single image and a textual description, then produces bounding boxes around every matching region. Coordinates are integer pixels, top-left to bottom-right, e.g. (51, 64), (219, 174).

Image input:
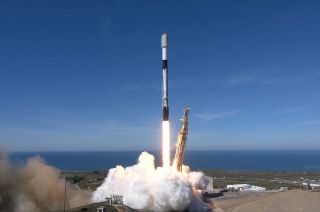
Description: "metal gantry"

(173, 107), (190, 172)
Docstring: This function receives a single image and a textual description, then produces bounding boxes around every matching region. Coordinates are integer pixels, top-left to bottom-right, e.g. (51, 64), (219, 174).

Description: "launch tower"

(173, 107), (190, 172)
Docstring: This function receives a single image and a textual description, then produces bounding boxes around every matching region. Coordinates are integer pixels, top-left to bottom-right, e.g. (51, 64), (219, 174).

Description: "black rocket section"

(163, 107), (169, 121)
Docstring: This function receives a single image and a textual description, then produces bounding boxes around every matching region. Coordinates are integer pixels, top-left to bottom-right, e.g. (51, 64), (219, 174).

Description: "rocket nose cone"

(161, 33), (167, 48)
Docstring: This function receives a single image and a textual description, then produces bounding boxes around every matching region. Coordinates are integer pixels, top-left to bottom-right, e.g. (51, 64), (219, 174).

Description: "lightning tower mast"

(173, 107), (190, 172)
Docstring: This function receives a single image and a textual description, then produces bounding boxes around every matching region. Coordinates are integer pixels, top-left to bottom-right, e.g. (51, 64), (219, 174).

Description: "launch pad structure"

(173, 107), (190, 172)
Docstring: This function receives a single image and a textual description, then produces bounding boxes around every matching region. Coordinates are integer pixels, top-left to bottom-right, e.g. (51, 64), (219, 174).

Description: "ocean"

(9, 150), (320, 172)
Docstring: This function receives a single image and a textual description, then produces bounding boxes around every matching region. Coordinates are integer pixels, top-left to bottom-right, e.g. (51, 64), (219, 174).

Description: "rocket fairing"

(161, 33), (169, 121)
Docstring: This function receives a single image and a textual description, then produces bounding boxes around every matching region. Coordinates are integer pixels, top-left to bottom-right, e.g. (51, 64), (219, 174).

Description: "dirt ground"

(211, 190), (320, 212)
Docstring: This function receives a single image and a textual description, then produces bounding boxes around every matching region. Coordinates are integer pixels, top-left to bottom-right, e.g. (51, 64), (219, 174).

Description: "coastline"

(10, 150), (320, 172)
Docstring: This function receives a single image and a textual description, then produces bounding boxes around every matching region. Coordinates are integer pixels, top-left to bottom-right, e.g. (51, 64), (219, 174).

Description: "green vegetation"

(61, 170), (320, 191)
(52, 201), (130, 212)
(61, 171), (108, 191)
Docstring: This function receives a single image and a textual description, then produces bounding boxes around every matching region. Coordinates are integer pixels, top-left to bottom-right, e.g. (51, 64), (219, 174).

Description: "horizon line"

(8, 149), (320, 153)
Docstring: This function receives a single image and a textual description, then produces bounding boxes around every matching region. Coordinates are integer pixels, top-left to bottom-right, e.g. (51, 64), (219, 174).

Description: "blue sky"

(0, 0), (319, 151)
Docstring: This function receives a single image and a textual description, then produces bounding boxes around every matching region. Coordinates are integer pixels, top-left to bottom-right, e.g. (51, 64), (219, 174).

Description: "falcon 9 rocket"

(161, 33), (169, 121)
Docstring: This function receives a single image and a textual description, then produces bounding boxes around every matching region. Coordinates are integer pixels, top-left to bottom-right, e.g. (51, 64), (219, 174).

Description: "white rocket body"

(161, 33), (169, 121)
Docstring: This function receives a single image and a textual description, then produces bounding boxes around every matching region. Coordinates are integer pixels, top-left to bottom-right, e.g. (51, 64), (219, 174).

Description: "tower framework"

(173, 107), (190, 172)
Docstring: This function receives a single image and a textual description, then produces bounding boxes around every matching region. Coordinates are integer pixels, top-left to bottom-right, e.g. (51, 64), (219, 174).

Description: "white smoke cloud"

(92, 152), (210, 211)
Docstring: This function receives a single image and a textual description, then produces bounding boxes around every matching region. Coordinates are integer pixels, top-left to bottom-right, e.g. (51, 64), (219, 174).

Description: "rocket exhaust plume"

(92, 152), (210, 211)
(162, 121), (170, 168)
(161, 33), (170, 168)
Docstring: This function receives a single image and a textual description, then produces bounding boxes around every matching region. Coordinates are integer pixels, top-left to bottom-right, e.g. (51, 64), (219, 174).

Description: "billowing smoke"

(0, 152), (91, 212)
(92, 152), (210, 211)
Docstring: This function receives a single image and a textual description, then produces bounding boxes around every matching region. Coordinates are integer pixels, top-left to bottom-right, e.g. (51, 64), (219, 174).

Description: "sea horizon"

(8, 150), (320, 172)
(8, 149), (320, 153)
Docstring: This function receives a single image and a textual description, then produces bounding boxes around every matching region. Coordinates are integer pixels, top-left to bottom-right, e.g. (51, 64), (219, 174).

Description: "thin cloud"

(221, 65), (319, 87)
(194, 110), (241, 121)
(122, 82), (162, 92)
(224, 72), (258, 86)
(0, 119), (159, 151)
(274, 107), (305, 115)
(147, 82), (161, 91)
(300, 120), (320, 126)
(122, 85), (143, 91)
